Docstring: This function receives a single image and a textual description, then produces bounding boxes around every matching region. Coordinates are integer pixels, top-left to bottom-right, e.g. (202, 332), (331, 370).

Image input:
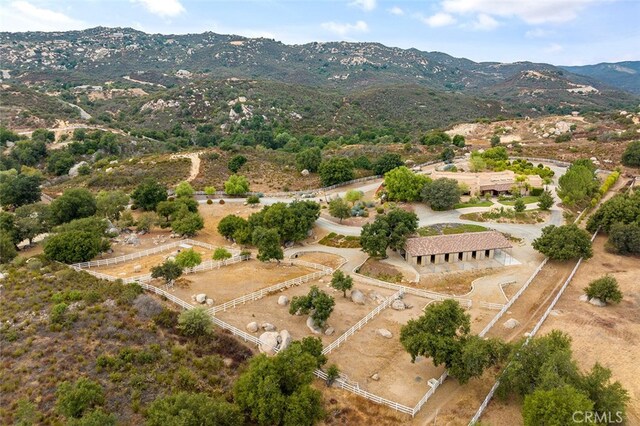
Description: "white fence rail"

(469, 229), (599, 425)
(354, 272), (473, 308)
(478, 301), (506, 310)
(412, 371), (448, 415)
(323, 290), (403, 355)
(210, 316), (262, 345)
(70, 239), (222, 269)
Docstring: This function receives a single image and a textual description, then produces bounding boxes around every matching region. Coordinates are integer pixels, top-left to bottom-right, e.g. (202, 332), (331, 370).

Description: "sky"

(0, 0), (638, 66)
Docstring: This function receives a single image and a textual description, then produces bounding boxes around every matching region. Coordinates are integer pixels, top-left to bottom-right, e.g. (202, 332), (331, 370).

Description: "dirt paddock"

(293, 252), (346, 270)
(326, 293), (444, 407)
(216, 279), (397, 346)
(152, 260), (315, 305)
(90, 244), (215, 278)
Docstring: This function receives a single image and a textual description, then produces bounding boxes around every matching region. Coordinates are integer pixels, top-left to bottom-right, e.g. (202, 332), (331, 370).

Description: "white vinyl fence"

(322, 290), (404, 355)
(70, 239), (222, 269)
(468, 229), (599, 425)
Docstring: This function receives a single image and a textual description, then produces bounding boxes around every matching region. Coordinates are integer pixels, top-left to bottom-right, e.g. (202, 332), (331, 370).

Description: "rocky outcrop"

(351, 289), (365, 305)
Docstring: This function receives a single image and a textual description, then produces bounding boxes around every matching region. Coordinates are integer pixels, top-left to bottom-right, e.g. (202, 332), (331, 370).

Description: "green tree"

(586, 191), (640, 233)
(212, 247), (232, 260)
(252, 227), (283, 262)
(330, 270), (353, 297)
(228, 155), (248, 173)
(532, 224), (593, 260)
(295, 147), (322, 172)
(248, 201), (319, 244)
(224, 174), (250, 195)
(0, 173), (42, 209)
(328, 197), (350, 223)
(514, 198), (526, 213)
(344, 190), (364, 206)
(421, 131), (451, 146)
(54, 216), (108, 235)
(234, 343), (324, 426)
(0, 232), (17, 263)
(10, 139), (47, 166)
(360, 208), (418, 258)
(422, 178), (461, 210)
(67, 409), (116, 426)
(523, 385), (593, 426)
(579, 363), (630, 423)
(558, 162), (598, 207)
(56, 377), (105, 418)
(171, 210), (204, 237)
(440, 146), (455, 162)
(452, 134), (465, 147)
(151, 260), (183, 285)
(146, 392), (242, 426)
(47, 150), (75, 176)
(175, 248), (202, 269)
(155, 200), (179, 226)
(372, 153), (404, 175)
(584, 275), (623, 304)
(50, 188), (97, 225)
(289, 285), (335, 328)
(490, 135), (501, 147)
(131, 179), (167, 211)
(95, 190), (129, 221)
(400, 299), (505, 384)
(204, 186), (216, 196)
(14, 203), (52, 245)
(607, 222), (640, 255)
(217, 215), (248, 239)
(384, 166), (430, 202)
(621, 140), (640, 167)
(44, 231), (103, 263)
(318, 157), (354, 186)
(178, 307), (212, 337)
(538, 189), (554, 210)
(175, 181), (195, 198)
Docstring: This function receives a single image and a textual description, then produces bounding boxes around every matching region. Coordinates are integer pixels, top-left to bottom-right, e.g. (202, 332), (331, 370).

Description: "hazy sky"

(1, 0), (638, 65)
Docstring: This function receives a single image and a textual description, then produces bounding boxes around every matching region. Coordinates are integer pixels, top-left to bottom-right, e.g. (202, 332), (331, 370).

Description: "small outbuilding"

(402, 231), (512, 266)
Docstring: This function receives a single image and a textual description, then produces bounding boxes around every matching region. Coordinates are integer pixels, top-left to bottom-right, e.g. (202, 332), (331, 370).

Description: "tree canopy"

(224, 174), (250, 195)
(146, 392), (242, 426)
(295, 147), (322, 172)
(330, 270), (353, 297)
(383, 166), (430, 202)
(421, 178), (461, 210)
(44, 231), (104, 263)
(532, 224), (593, 261)
(328, 197), (350, 223)
(584, 275), (623, 304)
(360, 208), (418, 258)
(252, 227), (284, 262)
(289, 285), (335, 328)
(131, 179), (167, 211)
(557, 160), (599, 207)
(151, 260), (183, 285)
(0, 172), (42, 209)
(372, 153), (404, 175)
(175, 248), (202, 269)
(621, 141), (640, 167)
(96, 190), (129, 221)
(318, 157), (354, 186)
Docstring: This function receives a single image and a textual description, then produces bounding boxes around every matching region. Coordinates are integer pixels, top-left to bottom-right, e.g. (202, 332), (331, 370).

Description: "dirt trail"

(171, 152), (203, 182)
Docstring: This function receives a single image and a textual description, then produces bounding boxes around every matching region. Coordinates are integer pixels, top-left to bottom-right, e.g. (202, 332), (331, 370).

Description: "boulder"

(262, 322), (276, 331)
(277, 295), (289, 306)
(351, 289), (366, 305)
(371, 373), (380, 381)
(68, 161), (88, 177)
(377, 328), (393, 339)
(279, 330), (292, 351)
(369, 291), (386, 304)
(206, 298), (214, 306)
(503, 318), (520, 329)
(301, 169), (310, 176)
(259, 331), (280, 355)
(391, 299), (406, 311)
(325, 327), (335, 336)
(589, 297), (606, 307)
(133, 265), (142, 273)
(195, 294), (207, 304)
(246, 321), (259, 333)
(125, 235), (140, 245)
(306, 316), (322, 334)
(578, 294), (589, 302)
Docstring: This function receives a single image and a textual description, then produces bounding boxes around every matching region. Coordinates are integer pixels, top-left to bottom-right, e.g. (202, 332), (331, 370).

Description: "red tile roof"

(405, 231), (512, 256)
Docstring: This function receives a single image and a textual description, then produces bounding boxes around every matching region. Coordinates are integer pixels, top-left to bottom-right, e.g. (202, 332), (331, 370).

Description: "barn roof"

(404, 231), (512, 256)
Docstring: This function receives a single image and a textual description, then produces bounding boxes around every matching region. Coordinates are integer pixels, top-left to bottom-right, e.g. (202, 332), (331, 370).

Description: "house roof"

(404, 231), (512, 257)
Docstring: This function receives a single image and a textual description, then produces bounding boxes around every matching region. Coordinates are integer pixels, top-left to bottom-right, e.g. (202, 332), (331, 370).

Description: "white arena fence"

(353, 271), (473, 308)
(70, 239), (227, 269)
(322, 290), (404, 355)
(478, 301), (506, 310)
(469, 229), (599, 425)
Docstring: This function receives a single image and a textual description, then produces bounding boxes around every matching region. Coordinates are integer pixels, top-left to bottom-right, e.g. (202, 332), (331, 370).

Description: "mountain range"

(0, 27), (637, 134)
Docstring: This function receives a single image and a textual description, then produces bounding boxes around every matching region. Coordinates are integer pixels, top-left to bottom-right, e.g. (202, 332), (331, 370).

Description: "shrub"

(607, 222), (640, 255)
(146, 392), (242, 426)
(247, 194), (260, 204)
(153, 308), (179, 329)
(178, 308), (212, 337)
(532, 225), (593, 260)
(56, 377), (105, 418)
(212, 247), (232, 260)
(206, 199), (213, 205)
(584, 275), (623, 304)
(174, 249), (202, 269)
(621, 140), (640, 167)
